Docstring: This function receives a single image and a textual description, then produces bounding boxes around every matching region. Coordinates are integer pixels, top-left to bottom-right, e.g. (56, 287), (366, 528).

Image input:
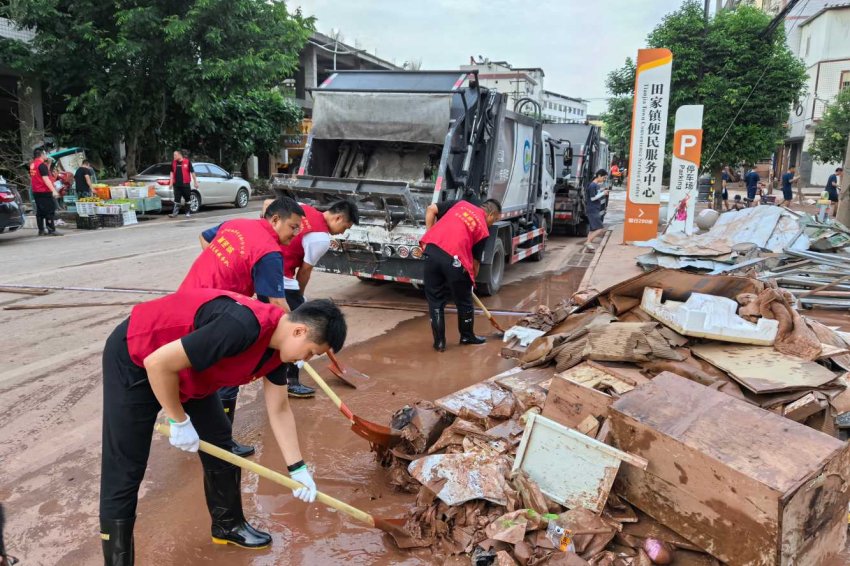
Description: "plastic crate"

(76, 215), (101, 230)
(76, 202), (97, 216)
(122, 210), (138, 225)
(98, 213), (124, 228)
(110, 187), (127, 199)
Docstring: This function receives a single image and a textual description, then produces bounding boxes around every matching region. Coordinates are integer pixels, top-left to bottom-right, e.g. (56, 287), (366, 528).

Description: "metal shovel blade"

(327, 350), (369, 388)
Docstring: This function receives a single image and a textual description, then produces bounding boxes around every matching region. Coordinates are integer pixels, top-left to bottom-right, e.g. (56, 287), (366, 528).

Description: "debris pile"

(381, 268), (850, 565)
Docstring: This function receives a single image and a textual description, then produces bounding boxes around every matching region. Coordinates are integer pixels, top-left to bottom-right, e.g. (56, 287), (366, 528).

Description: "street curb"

(577, 229), (612, 292)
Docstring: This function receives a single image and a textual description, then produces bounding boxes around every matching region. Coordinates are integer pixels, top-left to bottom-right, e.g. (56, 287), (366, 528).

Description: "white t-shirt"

(283, 231), (331, 290)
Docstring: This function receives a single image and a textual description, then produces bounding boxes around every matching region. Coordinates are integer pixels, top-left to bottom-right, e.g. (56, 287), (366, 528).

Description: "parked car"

(0, 178), (25, 234)
(130, 162), (252, 213)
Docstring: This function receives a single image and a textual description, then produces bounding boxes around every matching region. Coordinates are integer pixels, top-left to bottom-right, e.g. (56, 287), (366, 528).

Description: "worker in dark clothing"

(779, 165), (799, 208)
(179, 196), (304, 457)
(74, 159), (94, 197)
(720, 166), (731, 211)
(29, 148), (61, 236)
(420, 198), (501, 351)
(169, 149), (199, 218)
(584, 169), (610, 252)
(99, 290), (346, 566)
(825, 167), (842, 217)
(744, 167), (762, 204)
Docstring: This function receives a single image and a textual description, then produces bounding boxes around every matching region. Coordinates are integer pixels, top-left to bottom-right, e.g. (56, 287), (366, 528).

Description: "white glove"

(168, 416), (200, 452)
(290, 465), (317, 503)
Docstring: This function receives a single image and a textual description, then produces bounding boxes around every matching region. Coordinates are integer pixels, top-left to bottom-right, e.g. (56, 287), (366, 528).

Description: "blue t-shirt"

(585, 182), (602, 214)
(826, 174), (838, 190)
(745, 171), (760, 189)
(721, 172), (729, 183)
(201, 223), (285, 301)
(782, 172), (794, 192)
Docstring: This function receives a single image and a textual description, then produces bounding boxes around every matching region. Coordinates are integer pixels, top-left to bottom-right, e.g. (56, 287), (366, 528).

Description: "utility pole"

(837, 133), (850, 227)
(704, 0), (711, 22)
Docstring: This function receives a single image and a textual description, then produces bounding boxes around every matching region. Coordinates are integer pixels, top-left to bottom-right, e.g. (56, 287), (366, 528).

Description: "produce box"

(126, 187), (147, 199)
(93, 186), (111, 200)
(609, 372), (850, 565)
(110, 187), (127, 199)
(122, 211), (138, 225)
(98, 213), (124, 228)
(75, 215), (100, 230)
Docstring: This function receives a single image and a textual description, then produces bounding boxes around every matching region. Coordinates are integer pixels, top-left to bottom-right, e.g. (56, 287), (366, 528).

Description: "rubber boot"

(204, 467), (271, 549)
(458, 308), (486, 345)
(100, 517), (135, 566)
(220, 399), (255, 458)
(430, 308), (446, 352)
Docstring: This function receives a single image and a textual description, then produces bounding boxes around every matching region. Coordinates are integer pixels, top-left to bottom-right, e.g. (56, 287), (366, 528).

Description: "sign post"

(623, 48), (673, 243)
(666, 105), (704, 235)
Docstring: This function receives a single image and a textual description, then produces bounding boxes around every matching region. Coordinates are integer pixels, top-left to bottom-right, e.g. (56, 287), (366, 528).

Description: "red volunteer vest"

(172, 159), (192, 186)
(420, 201), (490, 282)
(127, 289), (285, 401)
(281, 204), (329, 278)
(178, 218), (281, 297)
(29, 158), (51, 193)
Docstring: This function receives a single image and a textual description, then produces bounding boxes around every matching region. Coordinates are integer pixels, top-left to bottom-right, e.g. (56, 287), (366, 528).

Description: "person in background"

(825, 167), (842, 218)
(584, 169), (610, 252)
(74, 159), (94, 197)
(744, 166), (762, 205)
(779, 165), (800, 208)
(29, 149), (62, 236)
(720, 166), (731, 211)
(610, 163), (621, 186)
(169, 149), (199, 218)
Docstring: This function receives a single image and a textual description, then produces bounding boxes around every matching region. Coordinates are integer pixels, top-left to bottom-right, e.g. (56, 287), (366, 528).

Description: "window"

(194, 164), (212, 176)
(139, 163), (172, 176)
(841, 71), (850, 92)
(207, 164), (229, 178)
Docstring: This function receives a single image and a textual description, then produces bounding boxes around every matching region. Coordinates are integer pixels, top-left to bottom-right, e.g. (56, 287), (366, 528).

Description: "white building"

(540, 90), (587, 124)
(779, 2), (847, 186)
(460, 60), (545, 111)
(0, 17), (44, 161)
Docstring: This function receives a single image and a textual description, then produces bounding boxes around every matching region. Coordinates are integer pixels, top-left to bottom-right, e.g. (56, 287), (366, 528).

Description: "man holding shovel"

(178, 196), (304, 457)
(99, 289), (346, 565)
(420, 198), (501, 351)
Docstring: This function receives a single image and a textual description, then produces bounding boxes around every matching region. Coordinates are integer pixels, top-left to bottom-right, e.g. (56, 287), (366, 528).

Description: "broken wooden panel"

(542, 365), (614, 429)
(609, 372), (850, 566)
(783, 392), (827, 422)
(513, 413), (647, 513)
(690, 343), (838, 394)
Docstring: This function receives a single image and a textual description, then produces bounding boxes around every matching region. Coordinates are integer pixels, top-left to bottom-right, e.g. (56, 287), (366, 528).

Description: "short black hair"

(328, 200), (359, 225)
(596, 169), (609, 177)
(481, 199), (502, 215)
(33, 148), (44, 158)
(264, 196), (305, 219)
(82, 159), (90, 165)
(289, 299), (347, 353)
(837, 167), (844, 172)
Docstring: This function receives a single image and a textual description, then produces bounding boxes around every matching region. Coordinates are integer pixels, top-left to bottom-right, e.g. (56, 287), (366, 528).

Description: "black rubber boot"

(430, 308), (446, 352)
(458, 308), (486, 345)
(204, 467), (271, 549)
(100, 517), (135, 566)
(286, 364), (315, 398)
(220, 399), (255, 458)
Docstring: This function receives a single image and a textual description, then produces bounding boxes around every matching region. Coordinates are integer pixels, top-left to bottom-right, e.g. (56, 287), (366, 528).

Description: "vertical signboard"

(623, 48), (673, 242)
(666, 105), (704, 235)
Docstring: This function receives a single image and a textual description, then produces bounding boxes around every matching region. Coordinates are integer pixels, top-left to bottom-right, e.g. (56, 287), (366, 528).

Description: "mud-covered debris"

(407, 452), (512, 506)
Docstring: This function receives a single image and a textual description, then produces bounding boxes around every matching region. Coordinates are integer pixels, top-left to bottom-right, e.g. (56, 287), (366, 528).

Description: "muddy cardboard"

(609, 372), (850, 566)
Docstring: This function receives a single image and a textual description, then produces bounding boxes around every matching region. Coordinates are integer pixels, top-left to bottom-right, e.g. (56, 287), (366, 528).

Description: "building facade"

(540, 90), (587, 124)
(460, 60), (545, 111)
(0, 17), (44, 163)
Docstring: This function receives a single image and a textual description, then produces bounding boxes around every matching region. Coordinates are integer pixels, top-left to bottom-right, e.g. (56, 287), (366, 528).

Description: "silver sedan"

(131, 162), (252, 213)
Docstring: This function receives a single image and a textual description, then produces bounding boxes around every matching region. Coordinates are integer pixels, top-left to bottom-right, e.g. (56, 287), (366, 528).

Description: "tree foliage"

(809, 87), (850, 165)
(602, 2), (807, 171)
(0, 0), (313, 174)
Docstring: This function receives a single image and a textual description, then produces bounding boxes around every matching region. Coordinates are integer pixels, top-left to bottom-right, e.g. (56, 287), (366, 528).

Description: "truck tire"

(575, 220), (589, 238)
(477, 238), (505, 296)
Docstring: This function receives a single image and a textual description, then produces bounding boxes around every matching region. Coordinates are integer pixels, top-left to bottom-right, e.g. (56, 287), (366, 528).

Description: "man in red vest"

(99, 289), (346, 565)
(179, 196), (304, 457)
(199, 199), (359, 398)
(169, 149), (199, 218)
(420, 198), (501, 351)
(29, 148), (62, 236)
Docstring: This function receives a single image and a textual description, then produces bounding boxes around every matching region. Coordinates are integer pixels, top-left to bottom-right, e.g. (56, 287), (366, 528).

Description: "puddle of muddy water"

(126, 267), (585, 565)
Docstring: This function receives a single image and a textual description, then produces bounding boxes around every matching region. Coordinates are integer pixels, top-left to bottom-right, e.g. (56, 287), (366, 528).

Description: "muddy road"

(0, 209), (588, 565)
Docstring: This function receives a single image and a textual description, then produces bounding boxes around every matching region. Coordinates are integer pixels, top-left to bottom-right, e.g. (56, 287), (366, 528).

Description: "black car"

(0, 180), (25, 234)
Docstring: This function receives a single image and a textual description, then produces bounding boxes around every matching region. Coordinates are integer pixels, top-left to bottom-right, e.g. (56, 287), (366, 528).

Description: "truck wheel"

(575, 221), (589, 238)
(477, 239), (505, 296)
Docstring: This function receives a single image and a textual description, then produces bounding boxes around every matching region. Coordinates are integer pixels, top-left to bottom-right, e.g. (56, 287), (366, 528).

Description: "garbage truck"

(544, 123), (609, 236)
(272, 70), (559, 295)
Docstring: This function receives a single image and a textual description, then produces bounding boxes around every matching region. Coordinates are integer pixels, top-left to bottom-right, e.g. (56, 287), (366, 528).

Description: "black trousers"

(100, 319), (237, 521)
(173, 185), (191, 211)
(33, 193), (57, 232)
(423, 244), (474, 313)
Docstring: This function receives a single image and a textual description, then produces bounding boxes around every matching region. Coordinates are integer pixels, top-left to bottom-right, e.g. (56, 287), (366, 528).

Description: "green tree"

(809, 87), (850, 164)
(0, 0), (313, 175)
(602, 2), (807, 171)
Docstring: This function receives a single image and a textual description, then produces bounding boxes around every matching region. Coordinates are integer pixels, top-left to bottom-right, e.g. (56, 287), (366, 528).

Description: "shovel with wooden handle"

(471, 292), (506, 334)
(302, 362), (398, 448)
(153, 424), (420, 547)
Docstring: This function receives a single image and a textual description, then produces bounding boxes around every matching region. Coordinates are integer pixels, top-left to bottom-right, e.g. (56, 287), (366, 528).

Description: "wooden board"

(690, 343), (838, 394)
(495, 367), (555, 393)
(513, 413), (647, 513)
(609, 372), (850, 566)
(542, 365), (614, 429)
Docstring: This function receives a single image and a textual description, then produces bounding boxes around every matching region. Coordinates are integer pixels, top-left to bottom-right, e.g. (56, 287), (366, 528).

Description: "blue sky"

(293, 0), (691, 114)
